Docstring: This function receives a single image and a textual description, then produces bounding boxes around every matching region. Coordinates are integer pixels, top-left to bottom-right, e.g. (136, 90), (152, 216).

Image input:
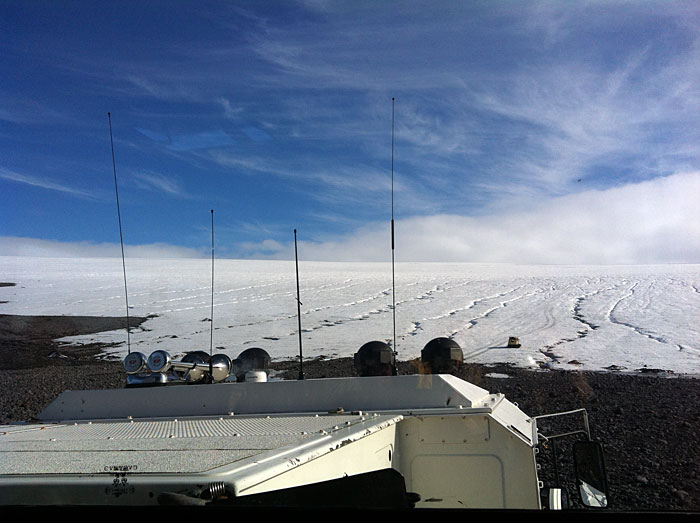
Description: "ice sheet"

(1, 256), (698, 374)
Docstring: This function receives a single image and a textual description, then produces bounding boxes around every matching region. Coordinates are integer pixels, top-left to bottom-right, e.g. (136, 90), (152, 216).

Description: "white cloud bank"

(0, 238), (204, 259)
(246, 172), (700, 264)
(3, 172), (698, 265)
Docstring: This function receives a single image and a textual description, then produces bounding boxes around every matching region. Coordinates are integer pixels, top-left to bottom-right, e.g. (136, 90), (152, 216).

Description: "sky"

(1, 0), (699, 264)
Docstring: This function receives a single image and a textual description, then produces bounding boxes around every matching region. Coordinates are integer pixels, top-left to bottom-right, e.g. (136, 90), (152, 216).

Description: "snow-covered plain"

(1, 256), (699, 375)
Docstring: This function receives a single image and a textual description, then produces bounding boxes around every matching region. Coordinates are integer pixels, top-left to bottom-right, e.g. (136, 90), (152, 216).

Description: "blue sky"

(1, 1), (699, 263)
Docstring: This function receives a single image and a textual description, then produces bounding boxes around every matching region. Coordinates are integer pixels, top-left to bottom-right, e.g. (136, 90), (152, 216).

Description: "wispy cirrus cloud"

(135, 127), (235, 152)
(0, 167), (98, 200)
(131, 171), (188, 197)
(217, 97), (245, 120)
(470, 49), (700, 189)
(0, 96), (77, 127)
(209, 151), (392, 192)
(206, 150), (433, 220)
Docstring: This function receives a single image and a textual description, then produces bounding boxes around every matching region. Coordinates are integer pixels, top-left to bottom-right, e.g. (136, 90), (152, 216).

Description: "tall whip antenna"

(294, 229), (305, 380)
(210, 209), (215, 357)
(390, 97), (397, 368)
(108, 112), (131, 354)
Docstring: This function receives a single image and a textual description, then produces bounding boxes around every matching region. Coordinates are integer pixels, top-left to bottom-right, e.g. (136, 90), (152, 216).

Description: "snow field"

(1, 257), (698, 374)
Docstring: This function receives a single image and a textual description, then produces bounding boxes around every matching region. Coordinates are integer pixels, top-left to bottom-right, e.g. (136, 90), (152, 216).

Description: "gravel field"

(0, 313), (698, 513)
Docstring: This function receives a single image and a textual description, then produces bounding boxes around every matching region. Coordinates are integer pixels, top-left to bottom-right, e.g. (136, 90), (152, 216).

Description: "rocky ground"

(0, 313), (698, 512)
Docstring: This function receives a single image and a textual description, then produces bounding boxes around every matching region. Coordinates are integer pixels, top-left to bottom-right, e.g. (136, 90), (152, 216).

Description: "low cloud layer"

(245, 172), (700, 264)
(0, 237), (204, 259)
(3, 172), (698, 265)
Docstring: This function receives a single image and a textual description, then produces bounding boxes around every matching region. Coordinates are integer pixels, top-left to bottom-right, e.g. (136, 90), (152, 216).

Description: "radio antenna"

(294, 229), (305, 380)
(107, 112), (131, 355)
(210, 209), (215, 357)
(390, 97), (397, 370)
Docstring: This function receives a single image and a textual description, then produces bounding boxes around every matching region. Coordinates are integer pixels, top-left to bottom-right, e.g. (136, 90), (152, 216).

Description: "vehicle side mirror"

(573, 441), (609, 508)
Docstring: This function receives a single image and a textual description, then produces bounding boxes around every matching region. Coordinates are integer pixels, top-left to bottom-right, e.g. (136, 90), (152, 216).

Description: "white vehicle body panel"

(0, 374), (541, 509)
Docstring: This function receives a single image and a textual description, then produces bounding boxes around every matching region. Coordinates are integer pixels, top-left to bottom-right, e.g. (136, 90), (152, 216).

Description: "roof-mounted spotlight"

(354, 341), (396, 377)
(124, 351), (168, 387)
(421, 337), (463, 374)
(169, 350), (233, 384)
(147, 350), (172, 373)
(180, 351), (210, 383)
(233, 348), (271, 382)
(209, 353), (232, 383)
(123, 352), (148, 375)
(125, 350), (233, 386)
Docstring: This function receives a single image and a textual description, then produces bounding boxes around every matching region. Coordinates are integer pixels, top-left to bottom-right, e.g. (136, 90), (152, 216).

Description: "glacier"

(1, 256), (698, 375)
